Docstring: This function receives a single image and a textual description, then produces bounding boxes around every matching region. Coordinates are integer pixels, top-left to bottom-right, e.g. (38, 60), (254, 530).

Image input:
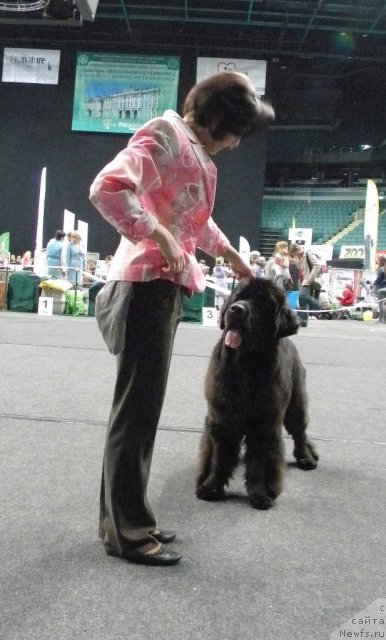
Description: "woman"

(272, 240), (292, 291)
(63, 231), (86, 286)
(212, 256), (229, 310)
(21, 251), (32, 267)
(45, 229), (66, 278)
(90, 71), (275, 566)
(289, 243), (322, 327)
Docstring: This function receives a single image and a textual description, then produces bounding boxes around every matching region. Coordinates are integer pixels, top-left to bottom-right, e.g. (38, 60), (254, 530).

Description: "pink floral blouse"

(89, 110), (231, 293)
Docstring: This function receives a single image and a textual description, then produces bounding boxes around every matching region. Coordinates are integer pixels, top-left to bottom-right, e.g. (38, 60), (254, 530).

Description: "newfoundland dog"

(195, 277), (318, 510)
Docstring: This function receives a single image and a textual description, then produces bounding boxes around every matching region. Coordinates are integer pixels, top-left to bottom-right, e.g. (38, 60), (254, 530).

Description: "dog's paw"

(294, 442), (319, 470)
(296, 455), (318, 470)
(195, 485), (226, 501)
(249, 494), (275, 510)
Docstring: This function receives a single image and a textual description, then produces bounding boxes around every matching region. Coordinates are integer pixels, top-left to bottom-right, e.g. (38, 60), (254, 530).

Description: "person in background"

(270, 240), (292, 291)
(318, 287), (337, 320)
(212, 256), (229, 310)
(253, 256), (266, 278)
(289, 243), (322, 327)
(288, 244), (301, 291)
(198, 259), (210, 276)
(21, 251), (32, 267)
(249, 250), (262, 277)
(337, 283), (355, 307)
(95, 255), (114, 280)
(373, 259), (386, 322)
(63, 231), (86, 286)
(45, 230), (66, 278)
(89, 70), (274, 567)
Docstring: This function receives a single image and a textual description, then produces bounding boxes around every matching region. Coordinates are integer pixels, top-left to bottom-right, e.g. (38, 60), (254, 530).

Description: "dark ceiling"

(1, 0), (386, 132)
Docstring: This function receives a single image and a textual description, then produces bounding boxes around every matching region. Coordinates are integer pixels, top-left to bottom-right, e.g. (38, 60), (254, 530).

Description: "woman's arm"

(222, 245), (254, 280)
(89, 119), (179, 242)
(148, 223), (185, 274)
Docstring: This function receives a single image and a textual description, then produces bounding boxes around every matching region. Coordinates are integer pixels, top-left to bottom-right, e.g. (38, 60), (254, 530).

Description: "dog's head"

(220, 278), (299, 351)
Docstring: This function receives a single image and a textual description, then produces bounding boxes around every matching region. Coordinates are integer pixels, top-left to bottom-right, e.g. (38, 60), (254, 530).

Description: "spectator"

(337, 283), (355, 307)
(198, 259), (210, 276)
(63, 231), (86, 286)
(373, 261), (386, 322)
(21, 250), (32, 267)
(95, 255), (114, 280)
(212, 257), (229, 310)
(289, 244), (322, 327)
(267, 241), (292, 291)
(288, 244), (301, 291)
(253, 256), (266, 278)
(45, 230), (66, 278)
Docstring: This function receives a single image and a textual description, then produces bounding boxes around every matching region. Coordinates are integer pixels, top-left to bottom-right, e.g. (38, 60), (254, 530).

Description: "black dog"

(195, 277), (318, 510)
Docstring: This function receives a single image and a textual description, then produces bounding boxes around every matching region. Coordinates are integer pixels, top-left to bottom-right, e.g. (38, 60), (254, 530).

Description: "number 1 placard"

(38, 296), (54, 316)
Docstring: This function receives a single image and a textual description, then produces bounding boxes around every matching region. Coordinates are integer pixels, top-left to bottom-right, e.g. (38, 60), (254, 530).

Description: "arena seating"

(261, 198), (363, 243)
(333, 211), (386, 257)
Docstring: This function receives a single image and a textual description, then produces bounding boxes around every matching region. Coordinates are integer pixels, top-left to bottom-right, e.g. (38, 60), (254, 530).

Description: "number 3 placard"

(202, 307), (218, 327)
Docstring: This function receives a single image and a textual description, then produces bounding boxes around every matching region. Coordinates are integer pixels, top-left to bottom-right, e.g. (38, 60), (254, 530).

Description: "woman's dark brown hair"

(182, 71), (275, 140)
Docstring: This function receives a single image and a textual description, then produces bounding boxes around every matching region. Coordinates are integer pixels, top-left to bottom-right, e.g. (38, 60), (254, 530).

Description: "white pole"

(34, 167), (47, 276)
(36, 167), (46, 252)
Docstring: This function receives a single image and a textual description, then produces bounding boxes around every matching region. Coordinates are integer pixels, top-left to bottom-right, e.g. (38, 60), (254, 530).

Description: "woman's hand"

(223, 246), (254, 280)
(150, 224), (186, 274)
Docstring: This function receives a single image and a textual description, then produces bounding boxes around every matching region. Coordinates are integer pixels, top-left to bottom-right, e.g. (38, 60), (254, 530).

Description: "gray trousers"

(98, 280), (182, 557)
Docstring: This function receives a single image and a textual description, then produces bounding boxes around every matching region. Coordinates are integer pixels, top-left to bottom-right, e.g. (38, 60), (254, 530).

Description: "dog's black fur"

(195, 277), (318, 509)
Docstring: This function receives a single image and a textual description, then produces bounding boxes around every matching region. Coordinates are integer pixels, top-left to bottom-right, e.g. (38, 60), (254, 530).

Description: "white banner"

(364, 179), (379, 270)
(36, 167), (46, 253)
(2, 48), (60, 85)
(288, 228), (313, 247)
(77, 220), (88, 255)
(310, 244), (333, 266)
(238, 236), (250, 264)
(196, 57), (267, 96)
(63, 210), (76, 234)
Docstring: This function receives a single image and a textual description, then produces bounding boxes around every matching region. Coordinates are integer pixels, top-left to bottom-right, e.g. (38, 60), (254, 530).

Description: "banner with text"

(72, 52), (180, 134)
(0, 232), (10, 253)
(288, 228), (313, 247)
(2, 48), (60, 84)
(196, 57), (267, 96)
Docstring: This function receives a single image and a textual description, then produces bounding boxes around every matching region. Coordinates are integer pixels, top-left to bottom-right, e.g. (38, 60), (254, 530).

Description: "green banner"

(0, 232), (10, 253)
(72, 52), (180, 134)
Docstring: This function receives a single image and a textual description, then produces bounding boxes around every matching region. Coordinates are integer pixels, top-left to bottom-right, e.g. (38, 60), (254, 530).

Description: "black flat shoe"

(151, 529), (176, 544)
(125, 545), (181, 566)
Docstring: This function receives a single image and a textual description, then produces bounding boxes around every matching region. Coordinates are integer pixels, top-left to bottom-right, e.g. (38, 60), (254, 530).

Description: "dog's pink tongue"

(225, 329), (242, 349)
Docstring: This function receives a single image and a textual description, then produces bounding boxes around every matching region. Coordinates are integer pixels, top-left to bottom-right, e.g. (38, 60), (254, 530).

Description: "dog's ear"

(276, 303), (300, 338)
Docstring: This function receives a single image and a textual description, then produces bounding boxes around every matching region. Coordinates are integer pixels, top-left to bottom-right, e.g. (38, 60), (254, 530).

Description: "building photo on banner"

(71, 52), (180, 134)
